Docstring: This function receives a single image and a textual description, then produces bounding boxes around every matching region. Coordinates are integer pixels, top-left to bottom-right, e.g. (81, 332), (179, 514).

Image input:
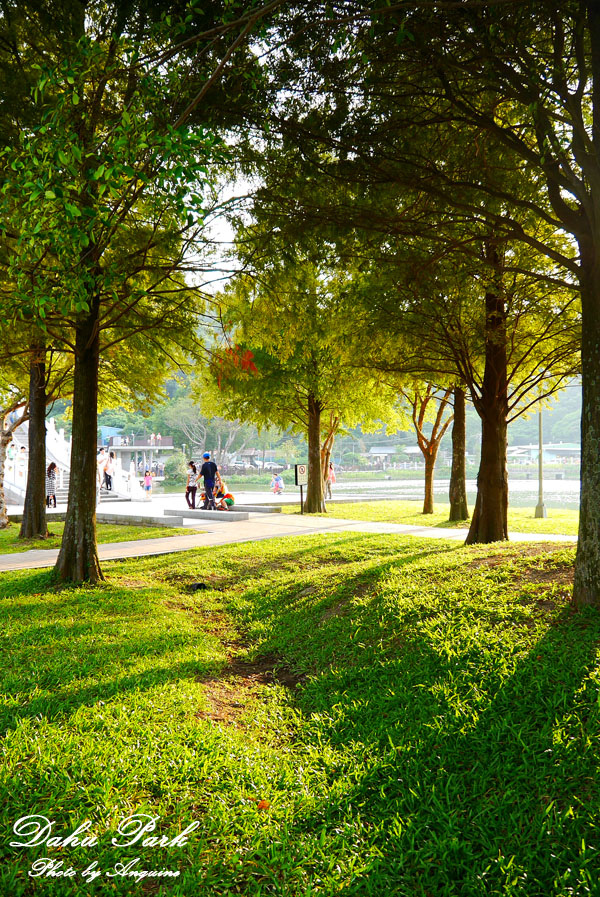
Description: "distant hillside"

(453, 383), (581, 456)
(507, 384), (581, 446)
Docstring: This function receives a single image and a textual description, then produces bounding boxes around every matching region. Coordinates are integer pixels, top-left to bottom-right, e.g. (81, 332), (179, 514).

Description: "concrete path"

(0, 512), (577, 573)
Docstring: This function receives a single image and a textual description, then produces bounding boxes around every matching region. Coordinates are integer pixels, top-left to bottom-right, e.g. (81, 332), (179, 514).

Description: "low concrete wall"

(164, 508), (249, 521)
(8, 511), (67, 523)
(234, 504), (282, 513)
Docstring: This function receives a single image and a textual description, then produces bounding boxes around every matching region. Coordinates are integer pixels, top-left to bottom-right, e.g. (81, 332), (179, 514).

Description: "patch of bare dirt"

(466, 543), (570, 569)
(318, 580), (373, 622)
(320, 600), (350, 622)
(515, 565), (573, 586)
(113, 578), (150, 589)
(196, 654), (305, 725)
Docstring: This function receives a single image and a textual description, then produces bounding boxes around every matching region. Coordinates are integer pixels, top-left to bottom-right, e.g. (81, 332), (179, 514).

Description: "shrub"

(164, 451), (188, 483)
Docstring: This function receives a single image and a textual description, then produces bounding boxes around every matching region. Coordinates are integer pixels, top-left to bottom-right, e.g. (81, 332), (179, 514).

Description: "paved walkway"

(0, 512), (577, 572)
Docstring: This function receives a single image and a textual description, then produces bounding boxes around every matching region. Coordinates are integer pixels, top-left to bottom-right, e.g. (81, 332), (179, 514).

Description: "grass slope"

(0, 522), (199, 554)
(283, 500), (579, 536)
(1, 534), (598, 896)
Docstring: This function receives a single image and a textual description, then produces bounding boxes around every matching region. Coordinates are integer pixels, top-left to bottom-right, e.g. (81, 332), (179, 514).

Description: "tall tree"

(19, 339), (72, 539)
(0, 0), (283, 581)
(211, 258), (401, 513)
(356, 239), (578, 541)
(268, 0), (594, 599)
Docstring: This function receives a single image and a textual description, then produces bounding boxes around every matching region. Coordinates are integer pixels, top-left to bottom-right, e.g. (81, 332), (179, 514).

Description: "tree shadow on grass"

(161, 531), (455, 585)
(230, 542), (464, 673)
(0, 654), (213, 735)
(269, 601), (600, 895)
(0, 572), (223, 734)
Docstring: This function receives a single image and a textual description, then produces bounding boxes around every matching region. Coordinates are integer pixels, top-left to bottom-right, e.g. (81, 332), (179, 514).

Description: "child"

(271, 473), (284, 494)
(144, 469), (153, 500)
(215, 476), (233, 509)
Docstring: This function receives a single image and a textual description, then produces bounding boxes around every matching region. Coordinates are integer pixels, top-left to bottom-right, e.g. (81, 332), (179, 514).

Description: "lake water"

(182, 475), (580, 510)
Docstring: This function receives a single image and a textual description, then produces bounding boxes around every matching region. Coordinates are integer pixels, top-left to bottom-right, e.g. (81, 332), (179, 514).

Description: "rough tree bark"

(465, 286), (509, 545)
(305, 393), (326, 513)
(569, 2), (600, 604)
(572, 241), (600, 605)
(423, 450), (439, 514)
(20, 342), (48, 539)
(448, 386), (469, 521)
(54, 300), (103, 582)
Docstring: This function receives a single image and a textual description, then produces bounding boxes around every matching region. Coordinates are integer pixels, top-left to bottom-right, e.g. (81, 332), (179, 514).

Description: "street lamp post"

(534, 409), (547, 518)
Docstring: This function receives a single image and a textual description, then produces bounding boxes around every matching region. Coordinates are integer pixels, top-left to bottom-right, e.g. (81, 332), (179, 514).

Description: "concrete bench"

(96, 513), (185, 527)
(163, 508), (249, 522)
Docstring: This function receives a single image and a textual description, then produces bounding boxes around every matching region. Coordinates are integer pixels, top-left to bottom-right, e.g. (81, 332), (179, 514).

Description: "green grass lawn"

(0, 521), (200, 554)
(1, 533), (598, 895)
(283, 500), (580, 536)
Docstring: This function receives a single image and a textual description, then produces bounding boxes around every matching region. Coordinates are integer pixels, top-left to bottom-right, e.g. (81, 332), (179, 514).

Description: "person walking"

(200, 451), (218, 510)
(326, 462), (336, 500)
(186, 461), (198, 509)
(104, 451), (116, 491)
(97, 447), (107, 490)
(46, 462), (57, 508)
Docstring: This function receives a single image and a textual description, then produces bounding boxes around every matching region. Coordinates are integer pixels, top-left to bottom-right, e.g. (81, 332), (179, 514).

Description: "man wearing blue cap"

(200, 451), (218, 510)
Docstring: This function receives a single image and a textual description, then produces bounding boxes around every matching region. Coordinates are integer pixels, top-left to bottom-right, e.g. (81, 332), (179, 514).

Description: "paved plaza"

(0, 492), (577, 572)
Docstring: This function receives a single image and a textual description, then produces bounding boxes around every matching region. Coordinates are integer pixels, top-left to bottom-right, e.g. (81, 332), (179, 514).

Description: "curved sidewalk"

(0, 513), (577, 573)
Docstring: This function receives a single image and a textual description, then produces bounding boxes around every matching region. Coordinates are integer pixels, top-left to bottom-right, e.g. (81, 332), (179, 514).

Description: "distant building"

(507, 442), (580, 463)
(368, 446), (399, 460)
(368, 445), (409, 469)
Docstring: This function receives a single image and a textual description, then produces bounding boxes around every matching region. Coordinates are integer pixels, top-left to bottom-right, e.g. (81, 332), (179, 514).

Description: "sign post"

(294, 463), (308, 515)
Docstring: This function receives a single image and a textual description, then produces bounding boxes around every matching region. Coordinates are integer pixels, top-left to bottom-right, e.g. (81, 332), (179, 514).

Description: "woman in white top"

(104, 451), (116, 491)
(186, 462), (198, 509)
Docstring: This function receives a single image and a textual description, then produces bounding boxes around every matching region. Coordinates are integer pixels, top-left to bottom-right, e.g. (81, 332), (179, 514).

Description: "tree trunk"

(449, 386), (469, 521)
(423, 450), (437, 514)
(305, 393), (326, 513)
(54, 302), (103, 583)
(20, 343), (48, 539)
(573, 249), (600, 606)
(0, 431), (12, 529)
(465, 287), (509, 545)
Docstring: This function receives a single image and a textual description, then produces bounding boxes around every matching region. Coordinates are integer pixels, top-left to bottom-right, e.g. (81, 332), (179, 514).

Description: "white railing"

(5, 418), (71, 505)
(46, 417), (71, 469)
(4, 449), (27, 502)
